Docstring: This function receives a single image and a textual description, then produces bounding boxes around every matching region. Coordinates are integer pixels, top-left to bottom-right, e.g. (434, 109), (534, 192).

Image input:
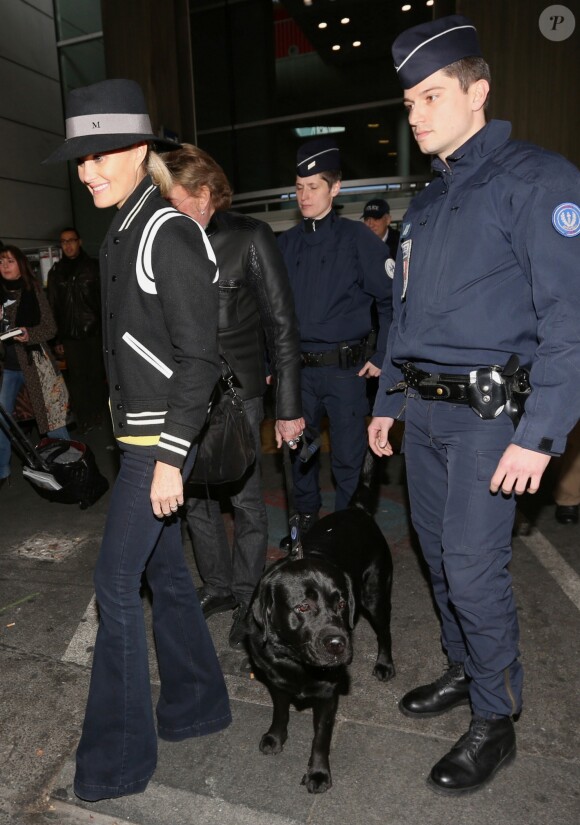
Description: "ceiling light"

(426, 0), (434, 5)
(303, 0), (313, 6)
(388, 151), (398, 157)
(332, 44), (341, 51)
(318, 21), (328, 29)
(402, 4), (412, 10)
(341, 17), (350, 24)
(378, 139), (390, 144)
(353, 40), (361, 47)
(367, 123), (380, 128)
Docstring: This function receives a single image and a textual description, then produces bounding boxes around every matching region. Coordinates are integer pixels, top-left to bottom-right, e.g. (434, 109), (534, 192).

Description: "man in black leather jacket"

(162, 144), (304, 650)
(47, 228), (106, 432)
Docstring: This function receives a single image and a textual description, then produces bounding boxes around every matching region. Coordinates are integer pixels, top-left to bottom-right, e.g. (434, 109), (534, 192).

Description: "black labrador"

(246, 452), (395, 793)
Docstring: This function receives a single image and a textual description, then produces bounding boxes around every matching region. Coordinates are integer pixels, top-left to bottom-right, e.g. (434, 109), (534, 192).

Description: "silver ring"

(288, 439), (296, 447)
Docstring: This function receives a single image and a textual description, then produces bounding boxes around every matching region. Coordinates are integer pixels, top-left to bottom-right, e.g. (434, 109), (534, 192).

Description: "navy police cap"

(362, 199), (390, 219)
(392, 14), (482, 89)
(296, 137), (340, 177)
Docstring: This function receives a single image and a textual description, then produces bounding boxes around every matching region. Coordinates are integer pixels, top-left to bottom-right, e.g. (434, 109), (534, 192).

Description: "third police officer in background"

(279, 137), (392, 549)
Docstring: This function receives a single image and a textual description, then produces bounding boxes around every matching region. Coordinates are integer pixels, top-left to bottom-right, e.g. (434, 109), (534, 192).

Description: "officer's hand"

(368, 416), (395, 457)
(358, 360), (381, 379)
(490, 444), (551, 496)
(275, 417), (306, 449)
(150, 461), (184, 518)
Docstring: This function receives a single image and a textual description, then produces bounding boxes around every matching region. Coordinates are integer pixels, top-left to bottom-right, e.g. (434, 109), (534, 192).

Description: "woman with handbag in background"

(160, 144), (304, 651)
(44, 79), (231, 802)
(0, 245), (70, 487)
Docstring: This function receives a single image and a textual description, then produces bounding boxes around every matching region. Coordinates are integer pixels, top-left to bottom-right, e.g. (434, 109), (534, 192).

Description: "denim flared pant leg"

(74, 446), (231, 802)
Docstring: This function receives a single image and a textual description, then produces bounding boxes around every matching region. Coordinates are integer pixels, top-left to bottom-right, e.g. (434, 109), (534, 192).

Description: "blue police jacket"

(278, 211), (392, 367)
(374, 120), (580, 456)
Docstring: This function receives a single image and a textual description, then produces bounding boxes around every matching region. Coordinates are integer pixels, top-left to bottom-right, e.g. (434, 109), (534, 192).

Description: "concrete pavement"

(1, 421), (579, 825)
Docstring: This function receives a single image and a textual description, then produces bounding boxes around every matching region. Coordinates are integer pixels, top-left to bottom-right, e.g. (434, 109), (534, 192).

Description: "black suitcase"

(0, 401), (109, 508)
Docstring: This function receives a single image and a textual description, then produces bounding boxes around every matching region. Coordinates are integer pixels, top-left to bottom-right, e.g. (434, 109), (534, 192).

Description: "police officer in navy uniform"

(369, 15), (580, 795)
(362, 198), (401, 262)
(279, 138), (392, 546)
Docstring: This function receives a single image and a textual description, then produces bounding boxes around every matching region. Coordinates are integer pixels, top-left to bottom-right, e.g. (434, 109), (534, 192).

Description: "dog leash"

(282, 426), (321, 560)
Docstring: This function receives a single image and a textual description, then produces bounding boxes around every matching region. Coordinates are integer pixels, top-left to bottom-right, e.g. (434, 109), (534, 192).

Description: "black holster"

(466, 355), (531, 424)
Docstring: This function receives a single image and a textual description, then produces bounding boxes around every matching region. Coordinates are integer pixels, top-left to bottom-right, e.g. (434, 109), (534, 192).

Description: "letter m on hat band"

(66, 113), (153, 140)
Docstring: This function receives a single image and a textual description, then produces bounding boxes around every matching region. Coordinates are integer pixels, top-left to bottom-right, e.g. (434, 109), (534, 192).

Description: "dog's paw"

(301, 769), (332, 794)
(373, 661), (396, 682)
(259, 733), (285, 755)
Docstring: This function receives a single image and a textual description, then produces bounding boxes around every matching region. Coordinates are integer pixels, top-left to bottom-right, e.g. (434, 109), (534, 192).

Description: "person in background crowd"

(362, 198), (400, 406)
(369, 15), (580, 795)
(44, 78), (230, 802)
(553, 419), (580, 524)
(47, 227), (105, 433)
(160, 143), (304, 649)
(278, 137), (392, 550)
(1, 245), (70, 487)
(362, 198), (401, 262)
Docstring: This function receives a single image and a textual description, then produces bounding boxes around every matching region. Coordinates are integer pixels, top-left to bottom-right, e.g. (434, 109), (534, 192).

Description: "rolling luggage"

(0, 401), (109, 508)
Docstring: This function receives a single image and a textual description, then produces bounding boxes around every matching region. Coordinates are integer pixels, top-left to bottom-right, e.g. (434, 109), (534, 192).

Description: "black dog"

(246, 452), (395, 793)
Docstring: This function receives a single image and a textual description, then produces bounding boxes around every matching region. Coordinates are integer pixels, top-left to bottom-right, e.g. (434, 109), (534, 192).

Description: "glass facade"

(48, 0), (434, 232)
(191, 0), (434, 193)
(54, 0), (106, 93)
(52, 0), (112, 256)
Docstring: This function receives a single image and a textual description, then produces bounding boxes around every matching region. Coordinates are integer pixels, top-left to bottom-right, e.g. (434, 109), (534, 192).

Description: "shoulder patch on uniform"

(401, 222), (412, 239)
(552, 203), (580, 237)
(385, 258), (396, 279)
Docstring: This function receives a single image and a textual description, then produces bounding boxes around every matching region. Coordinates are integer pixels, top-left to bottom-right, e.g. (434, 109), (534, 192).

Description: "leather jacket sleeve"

(246, 222), (302, 421)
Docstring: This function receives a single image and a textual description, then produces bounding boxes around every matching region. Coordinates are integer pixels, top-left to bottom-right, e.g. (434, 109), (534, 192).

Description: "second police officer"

(278, 137), (392, 548)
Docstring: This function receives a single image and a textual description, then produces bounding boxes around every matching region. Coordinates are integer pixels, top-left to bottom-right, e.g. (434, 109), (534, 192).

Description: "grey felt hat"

(44, 78), (180, 164)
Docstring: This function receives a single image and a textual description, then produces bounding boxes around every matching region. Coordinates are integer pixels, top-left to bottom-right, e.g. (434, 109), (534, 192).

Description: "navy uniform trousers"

(402, 391), (523, 719)
(293, 363), (369, 513)
(74, 444), (231, 802)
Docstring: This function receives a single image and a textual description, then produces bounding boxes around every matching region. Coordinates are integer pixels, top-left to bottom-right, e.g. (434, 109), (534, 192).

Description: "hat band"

(66, 113), (153, 140)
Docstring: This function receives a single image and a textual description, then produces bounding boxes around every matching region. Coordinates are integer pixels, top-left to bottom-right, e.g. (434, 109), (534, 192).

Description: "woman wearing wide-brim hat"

(45, 78), (231, 801)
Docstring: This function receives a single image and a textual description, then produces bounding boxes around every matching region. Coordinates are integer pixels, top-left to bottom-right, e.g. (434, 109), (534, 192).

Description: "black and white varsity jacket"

(100, 175), (220, 469)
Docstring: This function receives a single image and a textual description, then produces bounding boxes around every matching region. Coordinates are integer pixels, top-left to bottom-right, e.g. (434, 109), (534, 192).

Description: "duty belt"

(400, 363), (471, 402)
(301, 340), (367, 369)
(391, 357), (532, 423)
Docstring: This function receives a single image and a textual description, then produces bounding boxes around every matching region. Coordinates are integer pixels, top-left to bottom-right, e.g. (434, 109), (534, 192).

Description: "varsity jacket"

(206, 210), (302, 419)
(101, 175), (220, 469)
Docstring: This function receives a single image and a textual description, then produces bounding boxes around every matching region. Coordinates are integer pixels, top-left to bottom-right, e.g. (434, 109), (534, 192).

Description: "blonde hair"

(160, 143), (233, 211)
(147, 149), (173, 193)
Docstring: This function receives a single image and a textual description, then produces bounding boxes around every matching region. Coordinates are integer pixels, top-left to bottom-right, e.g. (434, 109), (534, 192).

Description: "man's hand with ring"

(275, 417), (306, 449)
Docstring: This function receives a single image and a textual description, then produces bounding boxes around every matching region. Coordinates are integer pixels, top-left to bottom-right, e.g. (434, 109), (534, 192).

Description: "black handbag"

(188, 359), (256, 485)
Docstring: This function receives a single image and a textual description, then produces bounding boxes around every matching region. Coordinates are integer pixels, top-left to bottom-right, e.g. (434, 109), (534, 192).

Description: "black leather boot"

(279, 512), (319, 553)
(428, 715), (516, 794)
(399, 663), (470, 718)
(555, 504), (579, 524)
